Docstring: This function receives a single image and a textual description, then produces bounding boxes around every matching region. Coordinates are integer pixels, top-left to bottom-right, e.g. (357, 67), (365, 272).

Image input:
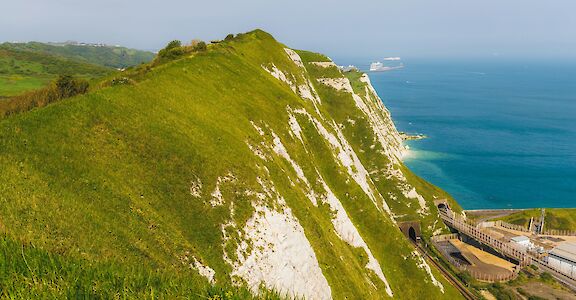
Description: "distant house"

(510, 236), (533, 250)
(548, 242), (576, 277)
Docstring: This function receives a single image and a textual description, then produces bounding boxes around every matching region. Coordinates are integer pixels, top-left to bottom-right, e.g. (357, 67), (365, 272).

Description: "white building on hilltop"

(548, 242), (576, 277)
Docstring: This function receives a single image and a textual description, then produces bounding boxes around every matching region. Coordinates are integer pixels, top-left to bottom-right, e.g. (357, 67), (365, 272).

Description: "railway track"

(412, 241), (477, 300)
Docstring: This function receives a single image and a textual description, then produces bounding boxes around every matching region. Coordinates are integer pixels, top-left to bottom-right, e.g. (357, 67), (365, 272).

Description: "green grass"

(495, 209), (540, 228)
(494, 208), (576, 231)
(0, 41), (153, 97)
(0, 30), (464, 299)
(1, 42), (154, 69)
(544, 209), (576, 231)
(0, 47), (114, 97)
(0, 75), (51, 97)
(0, 235), (288, 299)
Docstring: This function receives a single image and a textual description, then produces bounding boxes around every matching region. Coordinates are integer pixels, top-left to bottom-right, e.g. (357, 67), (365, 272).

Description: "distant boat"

(369, 61), (404, 72)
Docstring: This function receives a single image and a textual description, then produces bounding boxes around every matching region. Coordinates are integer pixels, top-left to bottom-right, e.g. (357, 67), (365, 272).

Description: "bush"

(164, 40), (182, 50)
(539, 272), (554, 283)
(193, 41), (207, 52)
(158, 40), (185, 60)
(487, 283), (516, 300)
(55, 75), (89, 98)
(457, 271), (473, 286)
(224, 34), (235, 41)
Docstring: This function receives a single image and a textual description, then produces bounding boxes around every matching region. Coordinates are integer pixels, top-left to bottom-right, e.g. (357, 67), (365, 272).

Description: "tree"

(224, 34), (234, 41)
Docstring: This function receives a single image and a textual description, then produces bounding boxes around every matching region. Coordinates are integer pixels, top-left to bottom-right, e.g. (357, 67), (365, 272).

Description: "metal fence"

(431, 233), (460, 243)
(493, 220), (531, 233)
(541, 229), (576, 236)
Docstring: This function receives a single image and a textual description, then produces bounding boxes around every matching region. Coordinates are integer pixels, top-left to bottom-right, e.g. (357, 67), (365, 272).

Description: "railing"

(431, 233), (460, 243)
(541, 229), (576, 236)
(468, 270), (518, 282)
(494, 220), (531, 233)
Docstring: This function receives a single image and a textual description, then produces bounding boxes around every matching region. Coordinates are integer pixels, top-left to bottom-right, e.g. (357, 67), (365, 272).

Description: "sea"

(346, 59), (576, 209)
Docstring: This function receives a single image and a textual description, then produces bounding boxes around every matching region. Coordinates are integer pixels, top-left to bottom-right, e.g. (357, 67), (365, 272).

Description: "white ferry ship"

(369, 61), (403, 72)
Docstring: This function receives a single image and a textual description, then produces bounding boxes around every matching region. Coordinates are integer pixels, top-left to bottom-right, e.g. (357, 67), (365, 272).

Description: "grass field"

(0, 75), (51, 97)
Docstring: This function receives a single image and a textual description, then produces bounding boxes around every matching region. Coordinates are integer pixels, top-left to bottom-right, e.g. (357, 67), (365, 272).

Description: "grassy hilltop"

(0, 30), (461, 299)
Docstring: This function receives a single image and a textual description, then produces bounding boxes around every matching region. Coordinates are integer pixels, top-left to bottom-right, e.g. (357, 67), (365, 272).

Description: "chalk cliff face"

(0, 30), (459, 299)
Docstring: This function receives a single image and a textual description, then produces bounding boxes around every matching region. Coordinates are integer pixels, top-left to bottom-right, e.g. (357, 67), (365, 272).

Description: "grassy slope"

(0, 30), (461, 299)
(495, 209), (576, 231)
(1, 42), (155, 69)
(494, 209), (540, 227)
(0, 47), (113, 97)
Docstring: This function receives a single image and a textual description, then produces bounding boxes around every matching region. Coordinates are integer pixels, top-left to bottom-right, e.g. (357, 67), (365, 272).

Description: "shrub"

(457, 271), (473, 286)
(55, 75), (89, 98)
(224, 34), (235, 41)
(487, 283), (515, 300)
(164, 40), (182, 50)
(539, 272), (554, 283)
(158, 40), (185, 60)
(193, 41), (207, 52)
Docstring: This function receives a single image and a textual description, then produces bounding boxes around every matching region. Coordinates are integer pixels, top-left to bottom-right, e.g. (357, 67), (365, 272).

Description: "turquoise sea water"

(361, 60), (576, 209)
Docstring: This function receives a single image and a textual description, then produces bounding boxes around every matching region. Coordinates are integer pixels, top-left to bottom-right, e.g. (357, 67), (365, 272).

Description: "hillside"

(0, 46), (112, 97)
(1, 41), (155, 69)
(0, 30), (461, 299)
(0, 42), (154, 97)
(490, 208), (576, 231)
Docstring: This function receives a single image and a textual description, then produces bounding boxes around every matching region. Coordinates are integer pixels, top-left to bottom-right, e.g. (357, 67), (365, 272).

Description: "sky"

(2, 0), (576, 61)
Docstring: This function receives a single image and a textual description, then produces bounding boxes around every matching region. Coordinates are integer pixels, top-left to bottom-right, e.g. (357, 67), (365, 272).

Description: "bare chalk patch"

(317, 77), (354, 93)
(231, 175), (331, 300)
(310, 61), (338, 68)
(293, 108), (391, 214)
(318, 175), (394, 296)
(284, 48), (305, 68)
(404, 188), (429, 215)
(190, 177), (202, 198)
(412, 251), (444, 293)
(261, 64), (297, 92)
(180, 252), (216, 283)
(210, 173), (236, 207)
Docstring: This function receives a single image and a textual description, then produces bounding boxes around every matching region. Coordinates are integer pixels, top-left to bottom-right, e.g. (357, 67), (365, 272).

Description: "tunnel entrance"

(434, 199), (450, 211)
(409, 227), (417, 241)
(398, 221), (421, 242)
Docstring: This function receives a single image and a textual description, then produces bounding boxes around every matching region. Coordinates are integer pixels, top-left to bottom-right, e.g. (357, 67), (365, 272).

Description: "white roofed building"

(548, 242), (576, 278)
(510, 236), (533, 250)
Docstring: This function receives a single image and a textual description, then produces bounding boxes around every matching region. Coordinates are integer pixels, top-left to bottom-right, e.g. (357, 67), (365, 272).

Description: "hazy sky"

(2, 0), (576, 61)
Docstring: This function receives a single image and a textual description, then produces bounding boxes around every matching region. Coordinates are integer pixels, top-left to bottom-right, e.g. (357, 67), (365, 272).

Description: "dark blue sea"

(352, 59), (576, 209)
